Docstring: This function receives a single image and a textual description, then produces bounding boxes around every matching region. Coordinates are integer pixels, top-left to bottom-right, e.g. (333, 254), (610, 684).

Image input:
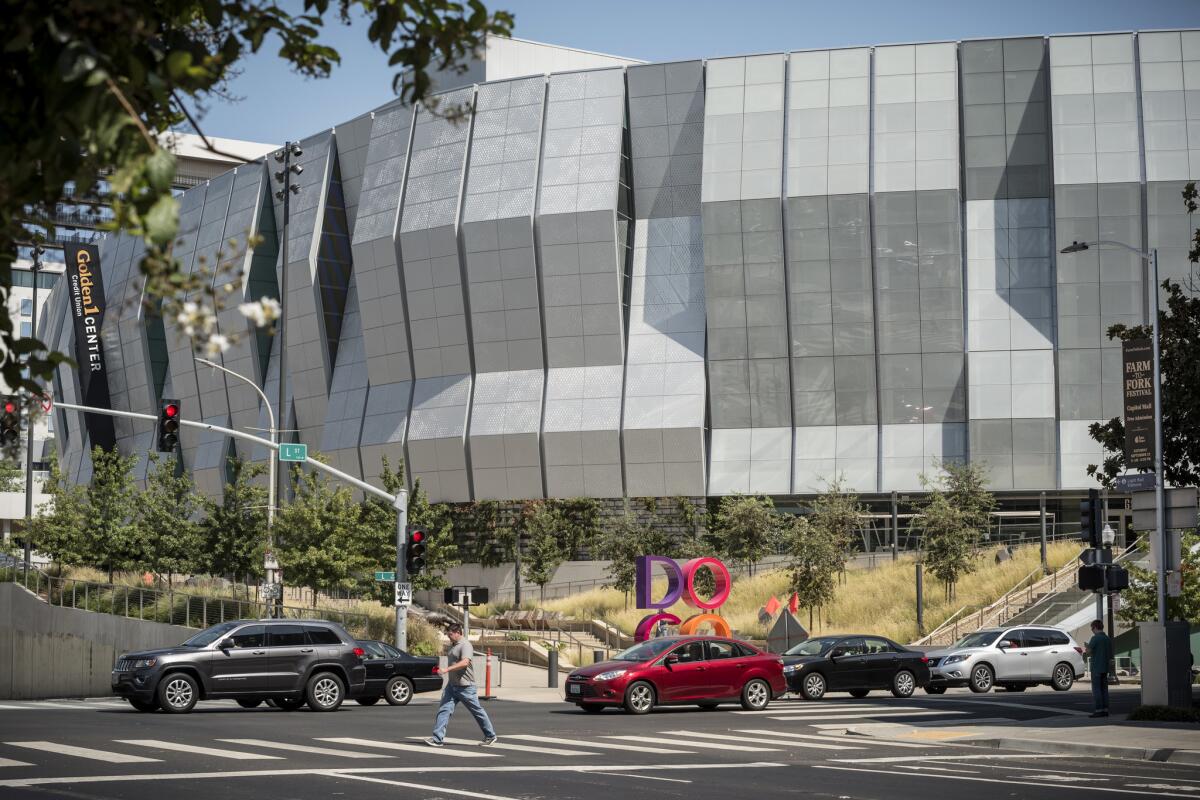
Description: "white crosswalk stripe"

(317, 737), (498, 758)
(0, 757), (33, 768)
(736, 705), (906, 715)
(736, 730), (947, 749)
(5, 741), (159, 763)
(605, 735), (778, 752)
(765, 710), (968, 722)
(409, 737), (599, 756)
(506, 735), (693, 754)
(658, 730), (858, 750)
(115, 740), (283, 760)
(217, 739), (387, 758)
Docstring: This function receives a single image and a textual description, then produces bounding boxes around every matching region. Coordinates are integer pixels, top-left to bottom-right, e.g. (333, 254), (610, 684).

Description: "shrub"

(1128, 705), (1200, 723)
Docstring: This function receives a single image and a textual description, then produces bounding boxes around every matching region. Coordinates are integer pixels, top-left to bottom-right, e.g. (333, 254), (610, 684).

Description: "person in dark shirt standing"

(1084, 619), (1112, 718)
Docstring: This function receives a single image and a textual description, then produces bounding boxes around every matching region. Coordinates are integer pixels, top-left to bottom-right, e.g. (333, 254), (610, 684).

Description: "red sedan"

(564, 635), (786, 714)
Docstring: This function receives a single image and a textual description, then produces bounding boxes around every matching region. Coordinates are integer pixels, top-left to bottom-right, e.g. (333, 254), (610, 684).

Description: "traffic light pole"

(395, 489), (409, 651)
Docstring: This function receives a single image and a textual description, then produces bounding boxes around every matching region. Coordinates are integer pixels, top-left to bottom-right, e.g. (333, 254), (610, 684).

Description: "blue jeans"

(431, 684), (495, 742)
(1090, 671), (1109, 712)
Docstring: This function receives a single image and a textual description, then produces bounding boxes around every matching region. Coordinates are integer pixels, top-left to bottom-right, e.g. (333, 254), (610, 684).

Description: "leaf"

(166, 50), (193, 80)
(143, 194), (180, 246)
(145, 148), (176, 193)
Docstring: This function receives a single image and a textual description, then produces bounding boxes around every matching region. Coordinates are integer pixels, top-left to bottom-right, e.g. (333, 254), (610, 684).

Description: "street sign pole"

(394, 488), (409, 651)
(1149, 248), (1167, 626)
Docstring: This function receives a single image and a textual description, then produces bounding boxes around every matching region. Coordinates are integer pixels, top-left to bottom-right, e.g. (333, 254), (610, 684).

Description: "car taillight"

(1074, 646), (1083, 654)
(353, 647), (365, 657)
(432, 665), (440, 674)
(920, 656), (929, 664)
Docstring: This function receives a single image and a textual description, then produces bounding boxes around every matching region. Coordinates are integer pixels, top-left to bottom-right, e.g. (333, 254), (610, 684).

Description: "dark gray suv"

(112, 619), (367, 714)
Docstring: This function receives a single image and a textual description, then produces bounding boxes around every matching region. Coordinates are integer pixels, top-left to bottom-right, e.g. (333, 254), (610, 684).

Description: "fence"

(0, 567), (382, 641)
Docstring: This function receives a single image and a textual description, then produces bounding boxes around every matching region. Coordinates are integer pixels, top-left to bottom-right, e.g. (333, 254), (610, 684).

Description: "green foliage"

(460, 499), (515, 567)
(1117, 532), (1199, 624)
(710, 494), (781, 575)
(85, 447), (142, 580)
(27, 455), (90, 564)
(405, 475), (459, 591)
(0, 0), (512, 413)
(198, 457), (267, 582)
(595, 513), (681, 596)
(0, 462), (24, 492)
(138, 452), (201, 583)
(554, 497), (601, 559)
(518, 500), (565, 598)
(912, 462), (996, 600)
(807, 475), (862, 569)
(782, 514), (842, 627)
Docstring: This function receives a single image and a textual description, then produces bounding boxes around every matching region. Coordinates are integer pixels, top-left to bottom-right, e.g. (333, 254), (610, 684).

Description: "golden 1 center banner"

(63, 243), (116, 451)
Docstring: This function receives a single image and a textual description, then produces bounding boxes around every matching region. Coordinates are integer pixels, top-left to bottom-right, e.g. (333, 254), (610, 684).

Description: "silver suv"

(112, 619), (367, 714)
(926, 626), (1085, 694)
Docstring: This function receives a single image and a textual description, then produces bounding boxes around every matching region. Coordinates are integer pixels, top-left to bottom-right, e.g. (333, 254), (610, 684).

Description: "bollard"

(593, 649), (605, 665)
(547, 649), (558, 688)
(482, 648), (496, 700)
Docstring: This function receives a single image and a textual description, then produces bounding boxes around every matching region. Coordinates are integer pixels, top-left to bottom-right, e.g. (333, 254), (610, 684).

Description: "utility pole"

(394, 489), (409, 650)
(1039, 491), (1048, 574)
(22, 243), (42, 577)
(272, 142), (301, 533)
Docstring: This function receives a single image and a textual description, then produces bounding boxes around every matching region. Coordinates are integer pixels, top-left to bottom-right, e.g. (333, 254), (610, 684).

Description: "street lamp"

(1101, 522), (1116, 548)
(22, 241), (43, 578)
(1059, 240), (1166, 625)
(273, 142), (302, 523)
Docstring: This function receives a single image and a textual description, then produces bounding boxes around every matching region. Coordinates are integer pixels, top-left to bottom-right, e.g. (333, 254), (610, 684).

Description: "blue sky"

(192, 0), (1200, 144)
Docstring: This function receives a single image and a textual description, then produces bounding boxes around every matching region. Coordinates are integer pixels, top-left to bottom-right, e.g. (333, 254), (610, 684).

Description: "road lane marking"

(735, 705), (916, 715)
(0, 757), (33, 768)
(219, 739), (388, 759)
(606, 735), (778, 752)
(766, 711), (969, 722)
(894, 765), (981, 774)
(5, 741), (159, 763)
(814, 765), (1183, 796)
(602, 773), (691, 783)
(506, 735), (692, 754)
(317, 737), (497, 758)
(328, 772), (522, 799)
(948, 762), (1200, 784)
(660, 730), (856, 750)
(410, 737), (598, 756)
(115, 740), (283, 760)
(0, 761), (790, 788)
(918, 697), (1090, 717)
(832, 754), (1071, 763)
(736, 730), (938, 749)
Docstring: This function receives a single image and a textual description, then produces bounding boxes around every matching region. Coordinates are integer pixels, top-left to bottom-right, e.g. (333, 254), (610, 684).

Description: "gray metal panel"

(162, 182), (208, 469)
(320, 275), (368, 479)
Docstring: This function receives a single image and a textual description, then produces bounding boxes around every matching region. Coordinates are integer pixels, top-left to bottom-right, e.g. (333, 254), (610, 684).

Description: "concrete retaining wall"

(0, 583), (193, 699)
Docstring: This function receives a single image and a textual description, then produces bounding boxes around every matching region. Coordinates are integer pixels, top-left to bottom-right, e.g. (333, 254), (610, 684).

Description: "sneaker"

(1088, 711), (1109, 718)
(424, 738), (444, 747)
(481, 736), (498, 746)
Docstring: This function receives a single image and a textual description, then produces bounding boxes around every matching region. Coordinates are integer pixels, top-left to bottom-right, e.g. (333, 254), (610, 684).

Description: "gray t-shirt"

(448, 639), (475, 686)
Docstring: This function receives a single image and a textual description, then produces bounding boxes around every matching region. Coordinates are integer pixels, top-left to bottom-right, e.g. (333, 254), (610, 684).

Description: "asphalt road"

(0, 685), (1195, 799)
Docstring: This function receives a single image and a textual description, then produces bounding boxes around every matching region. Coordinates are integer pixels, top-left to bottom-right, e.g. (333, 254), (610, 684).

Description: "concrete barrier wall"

(0, 583), (194, 699)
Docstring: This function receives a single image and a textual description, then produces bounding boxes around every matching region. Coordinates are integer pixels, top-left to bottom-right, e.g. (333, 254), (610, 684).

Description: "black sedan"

(781, 635), (930, 700)
(354, 640), (442, 706)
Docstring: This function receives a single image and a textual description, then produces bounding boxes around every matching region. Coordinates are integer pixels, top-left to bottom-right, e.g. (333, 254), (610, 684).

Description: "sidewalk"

(838, 716), (1200, 765)
(480, 659), (564, 704)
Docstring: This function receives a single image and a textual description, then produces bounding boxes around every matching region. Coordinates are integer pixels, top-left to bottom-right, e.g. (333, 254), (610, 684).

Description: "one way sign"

(394, 582), (412, 606)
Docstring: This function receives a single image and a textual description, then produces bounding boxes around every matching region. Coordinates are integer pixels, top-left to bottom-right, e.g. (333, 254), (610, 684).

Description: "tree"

(2, 1), (512, 417)
(138, 452), (202, 586)
(461, 499), (516, 568)
(555, 497), (601, 560)
(911, 489), (972, 601)
(199, 457), (267, 586)
(806, 476), (861, 582)
(782, 514), (842, 630)
(26, 455), (90, 566)
(1117, 532), (1199, 624)
(595, 513), (679, 604)
(84, 447), (142, 581)
(0, 462), (24, 492)
(406, 476), (459, 591)
(518, 501), (565, 601)
(710, 494), (781, 576)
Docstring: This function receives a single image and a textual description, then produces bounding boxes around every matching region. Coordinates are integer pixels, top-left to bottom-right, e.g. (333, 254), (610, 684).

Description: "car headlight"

(131, 658), (157, 669)
(941, 655), (966, 665)
(593, 669), (627, 682)
(782, 663), (802, 674)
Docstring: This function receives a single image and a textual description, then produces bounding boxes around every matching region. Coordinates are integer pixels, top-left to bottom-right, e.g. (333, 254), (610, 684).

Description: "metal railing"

(1, 567), (382, 640)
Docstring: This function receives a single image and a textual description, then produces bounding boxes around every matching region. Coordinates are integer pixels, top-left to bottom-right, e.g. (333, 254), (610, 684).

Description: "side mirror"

(217, 639), (230, 651)
(830, 648), (845, 659)
(998, 640), (1015, 650)
(664, 655), (679, 666)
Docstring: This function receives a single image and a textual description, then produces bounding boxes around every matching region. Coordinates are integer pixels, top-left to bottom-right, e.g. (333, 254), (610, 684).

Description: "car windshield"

(611, 639), (678, 662)
(180, 622), (240, 648)
(953, 631), (1000, 649)
(784, 637), (839, 656)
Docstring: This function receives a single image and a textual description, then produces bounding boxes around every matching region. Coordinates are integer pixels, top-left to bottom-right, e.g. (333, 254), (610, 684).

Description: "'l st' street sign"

(279, 443), (308, 462)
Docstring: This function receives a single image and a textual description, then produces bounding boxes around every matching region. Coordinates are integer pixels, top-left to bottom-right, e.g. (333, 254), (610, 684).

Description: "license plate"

(568, 684), (580, 694)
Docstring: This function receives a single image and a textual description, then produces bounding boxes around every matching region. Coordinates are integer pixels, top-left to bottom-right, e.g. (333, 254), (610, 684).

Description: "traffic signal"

(1, 397), (20, 446)
(405, 525), (426, 576)
(1079, 488), (1101, 548)
(157, 399), (180, 452)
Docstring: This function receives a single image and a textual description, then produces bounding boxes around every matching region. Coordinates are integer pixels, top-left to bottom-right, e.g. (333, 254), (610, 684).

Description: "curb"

(965, 736), (1200, 765)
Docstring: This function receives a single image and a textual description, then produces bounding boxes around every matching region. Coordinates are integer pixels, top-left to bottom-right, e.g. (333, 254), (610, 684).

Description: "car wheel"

(849, 688), (870, 698)
(1051, 662), (1074, 691)
(275, 696), (305, 711)
(800, 672), (827, 701)
(236, 698), (262, 709)
(128, 698), (158, 713)
(969, 664), (994, 693)
(385, 676), (414, 706)
(924, 685), (947, 695)
(623, 681), (655, 715)
(580, 703), (605, 713)
(306, 672), (345, 712)
(156, 673), (199, 714)
(356, 696), (381, 706)
(891, 669), (916, 698)
(740, 678), (771, 711)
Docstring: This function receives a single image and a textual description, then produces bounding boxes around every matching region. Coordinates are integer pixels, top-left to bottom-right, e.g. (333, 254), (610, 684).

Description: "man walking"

(1085, 619), (1112, 718)
(426, 623), (497, 747)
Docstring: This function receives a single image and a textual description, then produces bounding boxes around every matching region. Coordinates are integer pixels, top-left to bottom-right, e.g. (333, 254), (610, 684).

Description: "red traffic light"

(164, 403), (179, 418)
(410, 530), (424, 543)
(3, 402), (13, 414)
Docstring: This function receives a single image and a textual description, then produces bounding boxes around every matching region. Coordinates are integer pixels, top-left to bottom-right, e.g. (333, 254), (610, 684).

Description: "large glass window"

(229, 625), (266, 648)
(268, 625), (306, 647)
(315, 160), (352, 373)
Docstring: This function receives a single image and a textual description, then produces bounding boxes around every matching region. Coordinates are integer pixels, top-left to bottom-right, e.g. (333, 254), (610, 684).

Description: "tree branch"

(170, 91), (259, 162)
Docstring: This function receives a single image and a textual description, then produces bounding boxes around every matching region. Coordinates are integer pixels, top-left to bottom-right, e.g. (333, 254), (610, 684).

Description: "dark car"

(354, 639), (442, 706)
(782, 634), (930, 700)
(564, 635), (786, 715)
(111, 619), (366, 714)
